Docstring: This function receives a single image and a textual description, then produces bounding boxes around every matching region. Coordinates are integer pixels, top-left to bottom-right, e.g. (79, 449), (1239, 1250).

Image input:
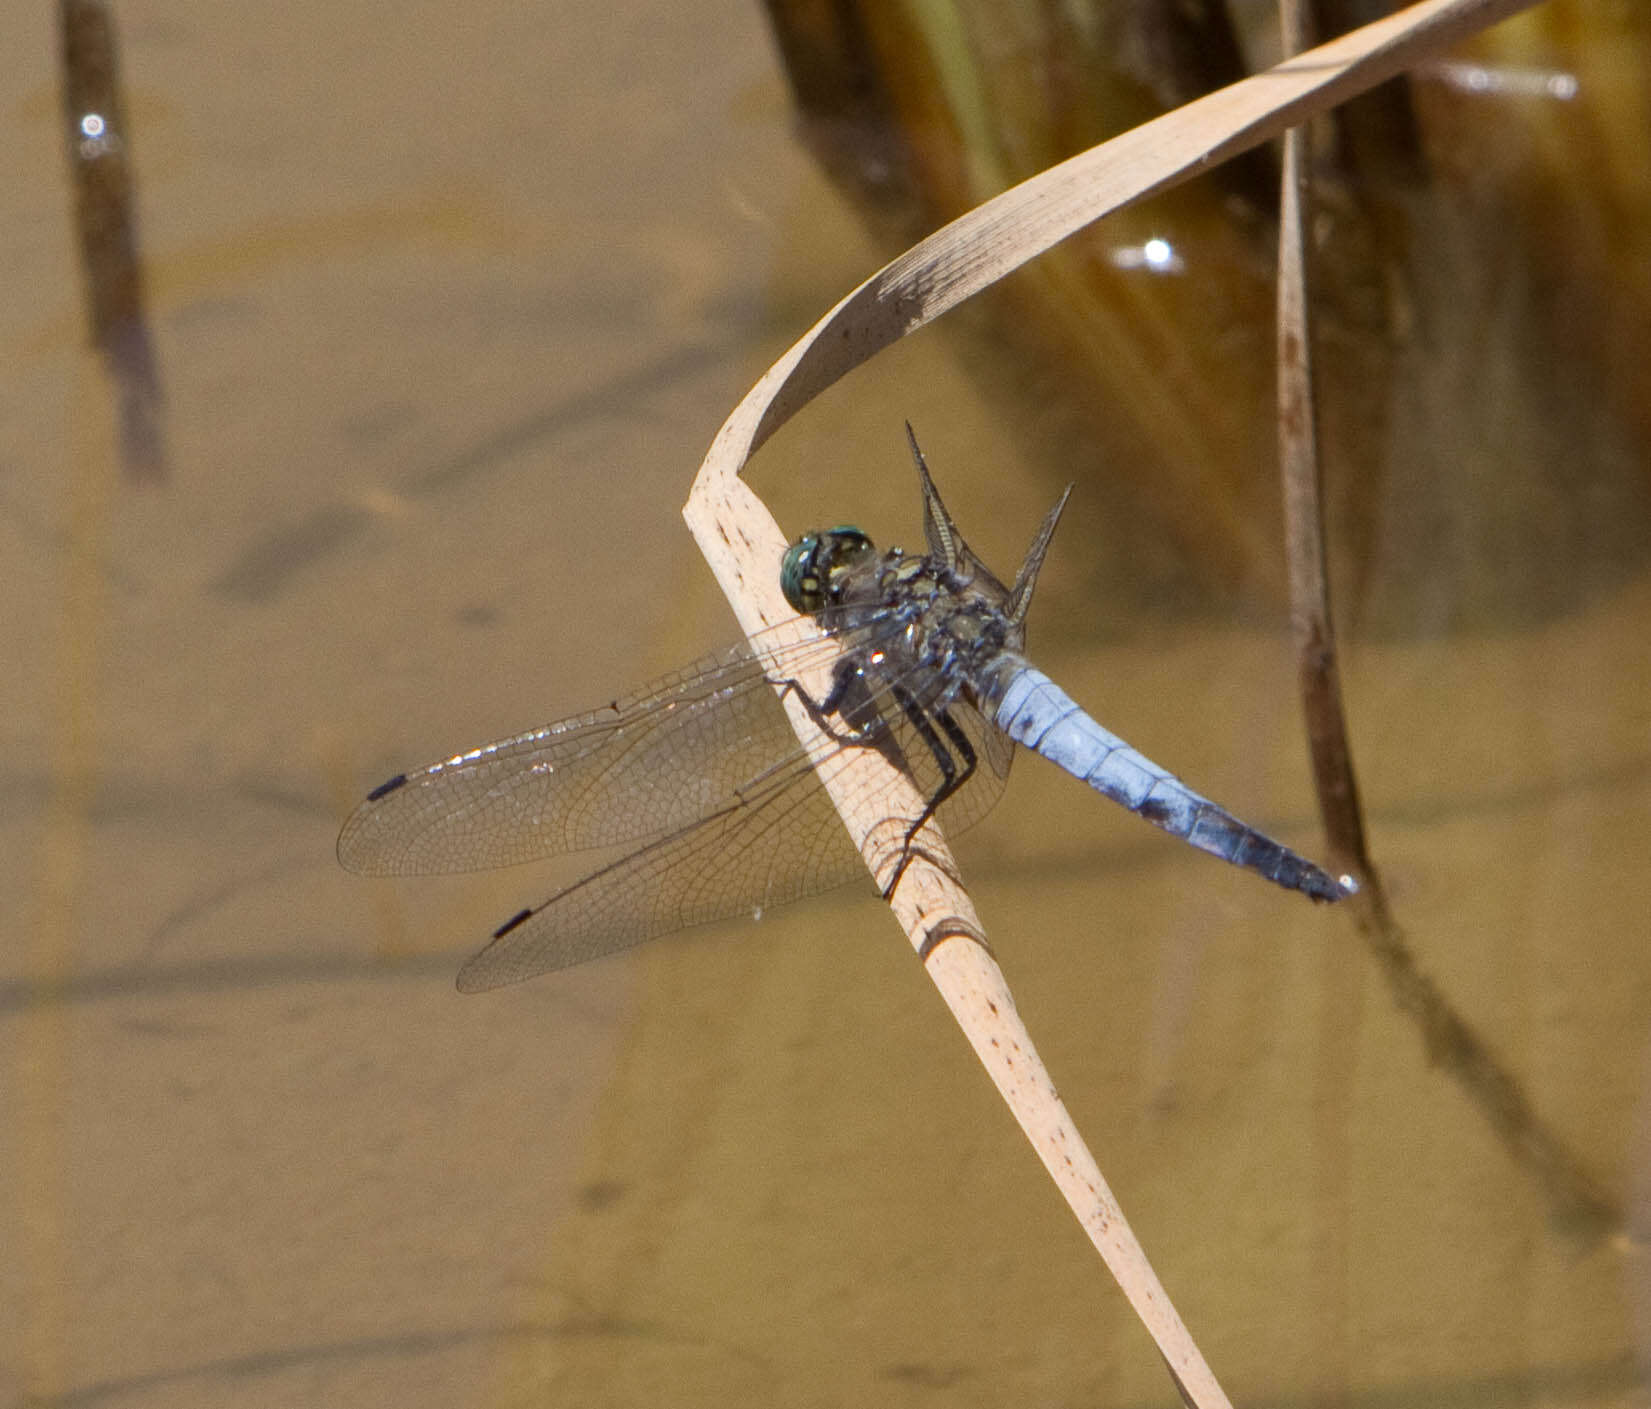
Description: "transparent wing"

(337, 623), (865, 876)
(454, 747), (860, 989)
(453, 686), (1011, 991)
(339, 601), (1020, 989)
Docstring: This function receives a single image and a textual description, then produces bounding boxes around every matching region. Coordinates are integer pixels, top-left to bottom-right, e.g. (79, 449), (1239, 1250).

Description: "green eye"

(780, 535), (823, 612)
(780, 526), (874, 613)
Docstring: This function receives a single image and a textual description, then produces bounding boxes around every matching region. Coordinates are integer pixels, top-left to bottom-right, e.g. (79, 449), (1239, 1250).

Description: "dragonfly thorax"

(787, 539), (1024, 725)
(861, 549), (1029, 708)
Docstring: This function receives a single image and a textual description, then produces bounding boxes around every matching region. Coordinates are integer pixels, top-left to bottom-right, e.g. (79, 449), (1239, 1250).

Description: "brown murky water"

(4, 3), (1649, 1407)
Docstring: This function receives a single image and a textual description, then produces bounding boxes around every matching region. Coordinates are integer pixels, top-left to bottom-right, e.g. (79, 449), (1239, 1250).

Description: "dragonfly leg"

(881, 691), (976, 898)
(775, 666), (975, 900)
(773, 662), (892, 748)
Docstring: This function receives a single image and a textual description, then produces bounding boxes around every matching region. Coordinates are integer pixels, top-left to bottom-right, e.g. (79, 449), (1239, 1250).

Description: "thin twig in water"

(1273, 6), (1620, 1242)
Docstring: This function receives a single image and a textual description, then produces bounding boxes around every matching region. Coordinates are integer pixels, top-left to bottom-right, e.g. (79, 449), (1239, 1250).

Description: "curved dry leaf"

(682, 2), (1541, 1404)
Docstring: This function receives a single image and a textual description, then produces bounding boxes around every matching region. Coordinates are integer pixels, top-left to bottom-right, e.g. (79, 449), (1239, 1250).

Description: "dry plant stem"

(682, 1), (1543, 1400)
(686, 486), (1235, 1409)
(1277, 130), (1372, 886)
(60, 0), (166, 481)
(685, 464), (1229, 1402)
(1274, 38), (1621, 1243)
(1275, 15), (1366, 1399)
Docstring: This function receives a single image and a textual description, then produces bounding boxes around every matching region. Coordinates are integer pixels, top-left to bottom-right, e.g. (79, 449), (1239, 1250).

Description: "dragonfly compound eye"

(780, 533), (825, 612)
(781, 527), (873, 613)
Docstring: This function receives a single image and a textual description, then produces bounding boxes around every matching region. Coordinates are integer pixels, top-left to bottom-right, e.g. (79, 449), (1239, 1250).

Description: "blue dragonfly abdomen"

(991, 663), (1351, 902)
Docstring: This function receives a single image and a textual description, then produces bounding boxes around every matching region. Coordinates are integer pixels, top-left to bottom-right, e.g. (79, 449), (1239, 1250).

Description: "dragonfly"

(338, 427), (1354, 991)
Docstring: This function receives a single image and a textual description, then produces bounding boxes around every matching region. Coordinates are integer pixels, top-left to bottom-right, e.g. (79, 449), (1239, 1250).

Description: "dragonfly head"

(781, 526), (875, 613)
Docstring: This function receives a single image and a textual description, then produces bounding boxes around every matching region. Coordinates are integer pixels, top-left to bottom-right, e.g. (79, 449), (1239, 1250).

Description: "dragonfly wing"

(454, 675), (1019, 991)
(347, 609), (1026, 990)
(337, 627), (856, 877)
(932, 697), (1013, 835)
(454, 746), (880, 989)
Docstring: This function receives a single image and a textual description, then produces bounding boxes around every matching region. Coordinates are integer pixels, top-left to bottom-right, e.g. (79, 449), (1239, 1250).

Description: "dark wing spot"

(366, 773), (408, 802)
(492, 908), (533, 939)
